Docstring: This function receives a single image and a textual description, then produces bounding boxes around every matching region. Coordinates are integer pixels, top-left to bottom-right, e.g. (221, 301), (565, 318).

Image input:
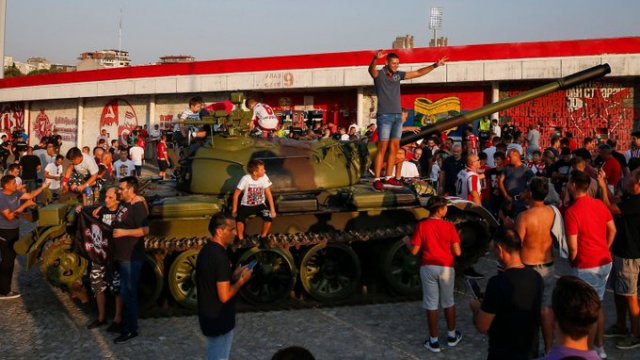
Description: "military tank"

(19, 64), (611, 311)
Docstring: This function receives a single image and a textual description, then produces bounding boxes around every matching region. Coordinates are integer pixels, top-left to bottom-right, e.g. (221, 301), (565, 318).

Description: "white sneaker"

(594, 346), (607, 359)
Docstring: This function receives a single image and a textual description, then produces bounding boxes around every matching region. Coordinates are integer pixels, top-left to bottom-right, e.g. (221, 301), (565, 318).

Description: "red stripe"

(1, 37), (639, 90)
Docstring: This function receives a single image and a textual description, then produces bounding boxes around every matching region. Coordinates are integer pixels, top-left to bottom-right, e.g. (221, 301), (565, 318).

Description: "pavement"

(2, 251), (639, 360)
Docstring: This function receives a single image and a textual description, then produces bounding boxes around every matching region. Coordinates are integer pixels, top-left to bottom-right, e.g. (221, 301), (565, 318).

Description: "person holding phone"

(197, 214), (253, 360)
(469, 229), (543, 360)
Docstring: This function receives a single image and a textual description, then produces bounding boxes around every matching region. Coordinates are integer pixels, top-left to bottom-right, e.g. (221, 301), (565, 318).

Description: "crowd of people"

(2, 50), (640, 359)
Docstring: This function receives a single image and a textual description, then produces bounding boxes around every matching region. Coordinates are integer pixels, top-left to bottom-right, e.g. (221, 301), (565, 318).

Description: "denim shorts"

(575, 262), (612, 300)
(376, 113), (403, 141)
(420, 265), (456, 310)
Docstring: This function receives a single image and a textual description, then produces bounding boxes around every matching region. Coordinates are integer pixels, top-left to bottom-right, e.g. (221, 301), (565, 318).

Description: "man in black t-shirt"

(112, 176), (149, 344)
(470, 229), (543, 360)
(439, 144), (465, 195)
(197, 214), (252, 360)
(599, 169), (640, 349)
(19, 147), (42, 192)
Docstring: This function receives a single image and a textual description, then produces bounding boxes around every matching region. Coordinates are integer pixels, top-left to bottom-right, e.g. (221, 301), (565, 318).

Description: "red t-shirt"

(157, 141), (168, 160)
(602, 157), (622, 187)
(479, 165), (491, 201)
(564, 196), (613, 269)
(411, 218), (460, 267)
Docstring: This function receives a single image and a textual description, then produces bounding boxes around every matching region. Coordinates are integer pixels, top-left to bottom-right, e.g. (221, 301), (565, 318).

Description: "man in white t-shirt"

(129, 141), (145, 177)
(44, 155), (64, 194)
(391, 148), (420, 179)
(245, 98), (279, 137)
(113, 150), (136, 180)
(455, 154), (482, 205)
(62, 147), (99, 194)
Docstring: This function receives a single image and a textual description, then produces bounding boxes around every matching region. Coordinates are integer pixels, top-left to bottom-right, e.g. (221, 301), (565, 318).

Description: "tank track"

(143, 224), (416, 252)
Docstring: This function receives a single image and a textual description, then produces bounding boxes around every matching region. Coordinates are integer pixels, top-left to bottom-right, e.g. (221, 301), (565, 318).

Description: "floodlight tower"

(429, 7), (443, 47)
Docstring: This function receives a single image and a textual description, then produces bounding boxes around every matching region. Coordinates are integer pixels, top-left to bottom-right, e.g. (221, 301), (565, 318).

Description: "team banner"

(74, 210), (113, 265)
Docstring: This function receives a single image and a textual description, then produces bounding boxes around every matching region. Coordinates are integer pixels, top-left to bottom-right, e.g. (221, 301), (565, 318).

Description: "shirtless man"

(515, 176), (556, 354)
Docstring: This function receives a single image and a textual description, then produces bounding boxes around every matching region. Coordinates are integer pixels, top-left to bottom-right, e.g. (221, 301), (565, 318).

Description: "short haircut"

(552, 276), (600, 340)
(55, 154), (64, 161)
(119, 176), (139, 194)
(66, 147), (83, 161)
(528, 177), (549, 202)
(1, 174), (16, 188)
(493, 151), (505, 161)
(493, 228), (522, 253)
(247, 159), (264, 174)
(208, 213), (234, 237)
(550, 135), (560, 144)
(629, 158), (640, 172)
(271, 346), (315, 360)
(386, 53), (399, 62)
(560, 147), (572, 156)
(426, 195), (448, 212)
(569, 170), (591, 192)
(532, 150), (541, 157)
(8, 163), (20, 173)
(631, 131), (640, 138)
(189, 96), (203, 107)
(479, 152), (488, 161)
(583, 137), (593, 145)
(245, 98), (257, 108)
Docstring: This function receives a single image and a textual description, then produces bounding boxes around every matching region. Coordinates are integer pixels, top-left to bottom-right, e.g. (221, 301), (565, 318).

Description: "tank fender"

(446, 197), (499, 228)
(26, 225), (67, 270)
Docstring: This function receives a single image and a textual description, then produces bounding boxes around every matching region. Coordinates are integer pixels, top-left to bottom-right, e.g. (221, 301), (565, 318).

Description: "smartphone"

(247, 260), (258, 271)
(466, 278), (482, 299)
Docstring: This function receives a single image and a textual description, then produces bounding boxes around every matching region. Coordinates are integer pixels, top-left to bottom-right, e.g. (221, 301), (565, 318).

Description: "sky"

(5, 0), (640, 65)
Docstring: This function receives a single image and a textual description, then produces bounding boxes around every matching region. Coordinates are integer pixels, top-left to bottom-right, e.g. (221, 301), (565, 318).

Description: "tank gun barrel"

(399, 64), (611, 146)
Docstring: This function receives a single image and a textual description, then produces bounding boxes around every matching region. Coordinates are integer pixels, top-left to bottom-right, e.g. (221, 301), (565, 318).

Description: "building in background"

(392, 35), (414, 49)
(158, 55), (195, 64)
(77, 49), (131, 71)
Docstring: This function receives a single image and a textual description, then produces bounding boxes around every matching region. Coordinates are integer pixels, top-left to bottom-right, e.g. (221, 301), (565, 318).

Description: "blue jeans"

(376, 113), (403, 141)
(575, 262), (612, 301)
(118, 260), (142, 333)
(207, 329), (234, 360)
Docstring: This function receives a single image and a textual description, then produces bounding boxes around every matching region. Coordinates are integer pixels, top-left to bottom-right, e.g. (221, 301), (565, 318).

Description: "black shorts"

(236, 204), (272, 223)
(158, 160), (169, 171)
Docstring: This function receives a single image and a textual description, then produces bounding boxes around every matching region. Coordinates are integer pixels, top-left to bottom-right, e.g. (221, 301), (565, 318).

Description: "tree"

(4, 64), (22, 78)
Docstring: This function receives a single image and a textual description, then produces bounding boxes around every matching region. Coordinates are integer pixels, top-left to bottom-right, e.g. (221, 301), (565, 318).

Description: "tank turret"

(181, 64), (611, 196)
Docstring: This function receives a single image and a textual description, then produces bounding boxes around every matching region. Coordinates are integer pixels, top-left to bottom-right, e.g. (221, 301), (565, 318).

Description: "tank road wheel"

(39, 234), (88, 296)
(168, 249), (200, 310)
(300, 242), (361, 302)
(448, 215), (491, 270)
(139, 253), (165, 311)
(238, 247), (297, 305)
(380, 239), (421, 296)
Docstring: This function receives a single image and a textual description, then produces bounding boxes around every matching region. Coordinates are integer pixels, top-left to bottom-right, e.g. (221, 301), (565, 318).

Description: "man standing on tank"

(368, 50), (447, 191)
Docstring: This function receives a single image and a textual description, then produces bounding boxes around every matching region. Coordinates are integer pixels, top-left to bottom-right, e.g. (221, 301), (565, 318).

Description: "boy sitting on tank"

(231, 159), (277, 242)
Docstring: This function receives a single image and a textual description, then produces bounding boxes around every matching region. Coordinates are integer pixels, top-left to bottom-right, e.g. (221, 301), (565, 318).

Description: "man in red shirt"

(156, 135), (170, 180)
(565, 170), (617, 358)
(408, 196), (462, 353)
(599, 144), (622, 193)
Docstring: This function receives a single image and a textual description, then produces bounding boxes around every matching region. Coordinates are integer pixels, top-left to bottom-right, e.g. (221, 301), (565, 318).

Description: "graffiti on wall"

(501, 81), (635, 150)
(30, 108), (78, 147)
(99, 98), (139, 138)
(0, 103), (25, 131)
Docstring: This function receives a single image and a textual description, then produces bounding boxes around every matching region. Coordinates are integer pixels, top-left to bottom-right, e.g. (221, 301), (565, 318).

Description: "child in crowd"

(407, 196), (462, 353)
(232, 159), (277, 240)
(429, 152), (444, 189)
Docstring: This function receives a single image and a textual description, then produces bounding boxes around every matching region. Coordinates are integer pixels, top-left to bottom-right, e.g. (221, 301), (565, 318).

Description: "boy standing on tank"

(232, 159), (276, 241)
(407, 196), (463, 353)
